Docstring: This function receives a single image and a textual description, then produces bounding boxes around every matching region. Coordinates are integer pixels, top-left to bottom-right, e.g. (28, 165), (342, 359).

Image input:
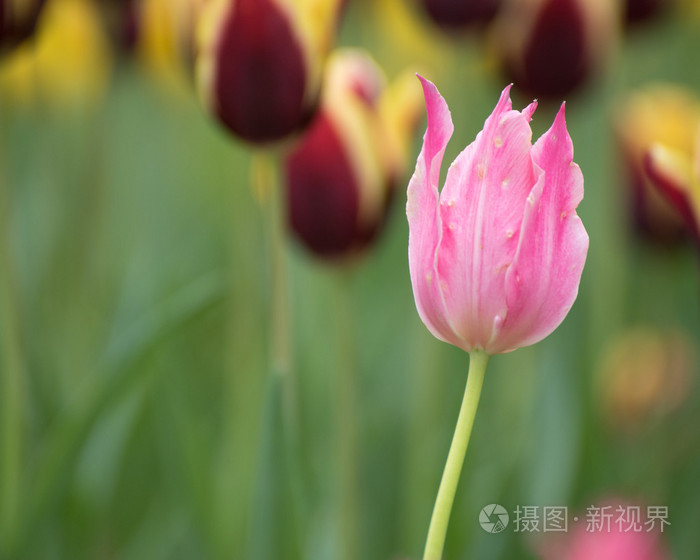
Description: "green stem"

(423, 349), (489, 560)
(253, 152), (299, 436)
(254, 153), (292, 383)
(333, 272), (359, 560)
(248, 152), (305, 560)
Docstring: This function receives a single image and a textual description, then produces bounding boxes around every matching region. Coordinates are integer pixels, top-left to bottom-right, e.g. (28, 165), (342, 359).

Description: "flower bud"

(197, 0), (342, 145)
(492, 0), (619, 99)
(614, 84), (700, 244)
(407, 79), (588, 355)
(0, 0), (45, 49)
(419, 0), (501, 30)
(284, 48), (422, 258)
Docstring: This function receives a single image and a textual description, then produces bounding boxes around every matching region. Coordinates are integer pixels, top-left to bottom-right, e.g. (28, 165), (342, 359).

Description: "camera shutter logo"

(479, 504), (509, 533)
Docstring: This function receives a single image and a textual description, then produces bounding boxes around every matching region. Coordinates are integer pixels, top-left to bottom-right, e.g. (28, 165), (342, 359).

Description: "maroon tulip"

(492, 0), (618, 99)
(285, 49), (422, 258)
(197, 0), (341, 144)
(420, 0), (501, 30)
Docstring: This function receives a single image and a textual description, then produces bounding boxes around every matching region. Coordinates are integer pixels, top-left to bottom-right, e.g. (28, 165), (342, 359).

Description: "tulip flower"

(419, 0), (501, 30)
(615, 84), (700, 245)
(407, 78), (587, 560)
(491, 0), (618, 99)
(644, 134), (700, 249)
(0, 0), (45, 49)
(408, 79), (587, 355)
(197, 0), (342, 144)
(285, 48), (422, 258)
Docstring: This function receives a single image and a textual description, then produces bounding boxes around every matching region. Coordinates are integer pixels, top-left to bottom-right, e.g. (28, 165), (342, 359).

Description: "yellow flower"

(0, 0), (111, 110)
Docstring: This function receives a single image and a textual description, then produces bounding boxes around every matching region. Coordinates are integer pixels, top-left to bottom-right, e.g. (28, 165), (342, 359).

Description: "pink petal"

(436, 85), (540, 350)
(406, 76), (459, 345)
(498, 103), (588, 353)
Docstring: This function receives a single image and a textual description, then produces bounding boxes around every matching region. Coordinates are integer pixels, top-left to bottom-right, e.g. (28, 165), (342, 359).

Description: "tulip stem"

(249, 152), (306, 559)
(423, 349), (489, 560)
(333, 272), (360, 560)
(252, 153), (292, 382)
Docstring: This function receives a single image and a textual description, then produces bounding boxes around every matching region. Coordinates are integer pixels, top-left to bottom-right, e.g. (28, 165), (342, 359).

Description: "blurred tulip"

(537, 500), (671, 560)
(197, 0), (343, 144)
(284, 48), (422, 258)
(419, 0), (501, 30)
(598, 326), (695, 432)
(138, 0), (204, 80)
(645, 132), (700, 248)
(97, 0), (205, 88)
(0, 0), (45, 49)
(0, 0), (111, 109)
(614, 84), (700, 244)
(491, 0), (619, 99)
(407, 79), (588, 355)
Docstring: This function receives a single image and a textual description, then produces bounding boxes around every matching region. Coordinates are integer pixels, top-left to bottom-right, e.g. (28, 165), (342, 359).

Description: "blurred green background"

(1, 1), (700, 559)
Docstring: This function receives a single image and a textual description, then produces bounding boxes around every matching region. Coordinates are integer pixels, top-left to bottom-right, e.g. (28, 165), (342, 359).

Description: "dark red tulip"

(420, 0), (501, 30)
(197, 0), (341, 145)
(493, 0), (618, 100)
(285, 49), (422, 258)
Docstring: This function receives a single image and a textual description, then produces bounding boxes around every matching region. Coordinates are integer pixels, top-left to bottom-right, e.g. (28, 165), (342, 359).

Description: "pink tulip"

(407, 78), (588, 355)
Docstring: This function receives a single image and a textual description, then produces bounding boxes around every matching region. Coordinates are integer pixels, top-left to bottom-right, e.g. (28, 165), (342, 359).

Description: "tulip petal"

(499, 103), (588, 353)
(286, 111), (361, 256)
(407, 76), (458, 345)
(436, 85), (540, 350)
